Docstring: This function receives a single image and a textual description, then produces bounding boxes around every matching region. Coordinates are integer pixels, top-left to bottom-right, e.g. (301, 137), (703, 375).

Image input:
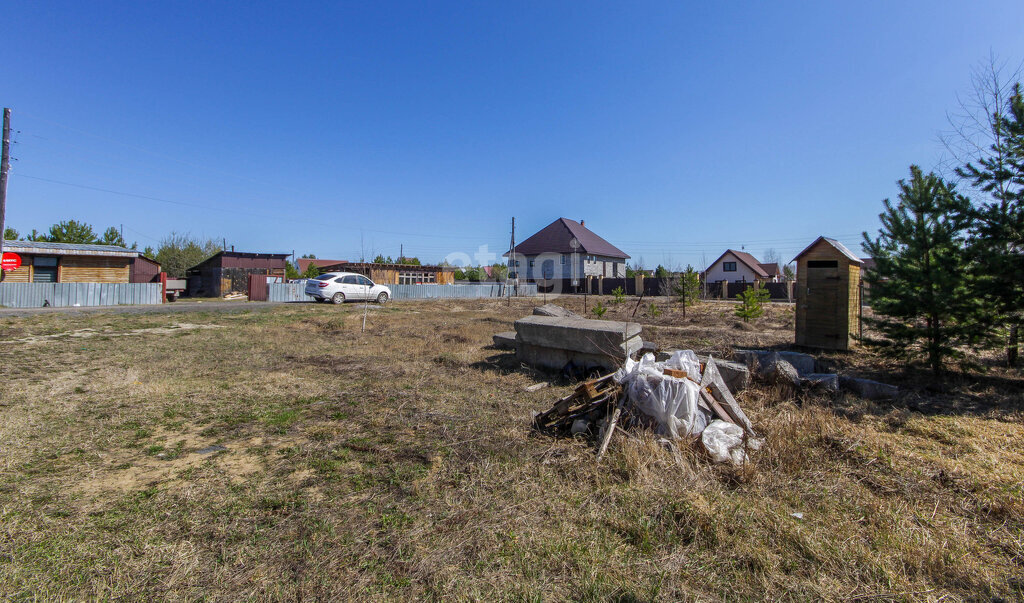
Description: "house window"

(398, 271), (436, 285)
(529, 259), (535, 268)
(723, 261), (737, 272)
(560, 255), (566, 264)
(33, 256), (58, 283)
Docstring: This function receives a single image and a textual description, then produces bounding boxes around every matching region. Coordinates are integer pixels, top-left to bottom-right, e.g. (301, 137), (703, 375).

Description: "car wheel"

(331, 292), (346, 304)
(376, 292), (389, 304)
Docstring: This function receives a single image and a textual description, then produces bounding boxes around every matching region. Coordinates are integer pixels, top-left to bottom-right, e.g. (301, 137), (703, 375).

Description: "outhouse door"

(805, 260), (842, 348)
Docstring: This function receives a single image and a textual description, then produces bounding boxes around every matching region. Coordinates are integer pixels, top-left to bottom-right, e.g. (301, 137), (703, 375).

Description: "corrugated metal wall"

(0, 283), (163, 308)
(267, 283), (538, 302)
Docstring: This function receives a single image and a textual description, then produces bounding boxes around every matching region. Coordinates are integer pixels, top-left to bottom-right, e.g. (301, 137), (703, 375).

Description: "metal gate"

(247, 274), (269, 301)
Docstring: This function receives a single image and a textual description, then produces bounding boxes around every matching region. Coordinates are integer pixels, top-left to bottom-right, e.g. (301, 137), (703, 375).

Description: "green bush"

(592, 301), (608, 319)
(611, 286), (626, 304)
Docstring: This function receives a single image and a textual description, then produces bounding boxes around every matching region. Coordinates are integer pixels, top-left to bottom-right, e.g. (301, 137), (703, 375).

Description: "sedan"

(305, 272), (391, 304)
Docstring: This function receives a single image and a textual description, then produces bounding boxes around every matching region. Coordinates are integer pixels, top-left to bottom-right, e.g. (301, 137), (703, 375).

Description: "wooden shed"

(185, 251), (288, 297)
(793, 237), (864, 351)
(0, 241), (139, 283)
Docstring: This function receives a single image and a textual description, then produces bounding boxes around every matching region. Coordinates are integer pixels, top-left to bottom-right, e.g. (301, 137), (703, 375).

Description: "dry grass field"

(1, 297), (1022, 601)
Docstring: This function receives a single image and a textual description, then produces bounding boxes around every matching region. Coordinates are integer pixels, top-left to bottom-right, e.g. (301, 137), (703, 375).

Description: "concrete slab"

(839, 376), (898, 400)
(492, 331), (517, 350)
(699, 356), (750, 392)
(514, 315), (641, 357)
(532, 304), (581, 319)
(514, 315), (642, 372)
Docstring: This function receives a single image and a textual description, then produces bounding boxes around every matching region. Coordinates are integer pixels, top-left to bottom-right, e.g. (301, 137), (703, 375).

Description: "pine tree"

(673, 264), (701, 318)
(957, 83), (1024, 366)
(99, 226), (126, 247)
(46, 220), (97, 243)
(862, 166), (985, 374)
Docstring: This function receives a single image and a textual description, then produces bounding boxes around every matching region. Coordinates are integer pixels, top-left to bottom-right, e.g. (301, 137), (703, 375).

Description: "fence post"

(722, 281), (728, 299)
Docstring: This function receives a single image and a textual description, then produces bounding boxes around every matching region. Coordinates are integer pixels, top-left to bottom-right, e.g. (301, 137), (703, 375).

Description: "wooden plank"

(700, 389), (734, 424)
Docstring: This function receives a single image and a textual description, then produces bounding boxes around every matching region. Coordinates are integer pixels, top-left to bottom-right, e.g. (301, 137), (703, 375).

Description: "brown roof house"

(703, 249), (782, 283)
(503, 218), (629, 281)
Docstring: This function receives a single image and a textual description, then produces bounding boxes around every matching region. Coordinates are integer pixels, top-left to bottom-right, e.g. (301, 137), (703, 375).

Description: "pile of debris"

(533, 350), (762, 465)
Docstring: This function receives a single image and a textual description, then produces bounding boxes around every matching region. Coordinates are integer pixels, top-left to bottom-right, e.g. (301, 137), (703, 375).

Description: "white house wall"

(515, 253), (626, 280)
(705, 252), (760, 282)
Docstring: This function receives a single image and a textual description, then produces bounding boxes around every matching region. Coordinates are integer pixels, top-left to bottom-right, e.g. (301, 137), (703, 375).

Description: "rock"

(523, 382), (549, 392)
(839, 376), (899, 400)
(196, 445), (227, 454)
(532, 304), (581, 319)
(734, 349), (816, 377)
(759, 352), (801, 387)
(801, 373), (839, 393)
(492, 331), (517, 350)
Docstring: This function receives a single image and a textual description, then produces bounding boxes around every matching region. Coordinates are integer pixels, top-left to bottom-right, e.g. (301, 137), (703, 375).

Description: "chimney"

(580, 219), (585, 227)
(231, 245), (235, 252)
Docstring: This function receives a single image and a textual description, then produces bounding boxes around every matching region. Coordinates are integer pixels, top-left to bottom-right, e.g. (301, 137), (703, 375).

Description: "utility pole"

(400, 243), (403, 263)
(507, 217), (515, 306)
(0, 108), (10, 276)
(120, 224), (124, 245)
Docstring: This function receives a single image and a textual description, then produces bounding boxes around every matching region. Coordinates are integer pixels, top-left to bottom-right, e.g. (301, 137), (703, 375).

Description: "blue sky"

(4, 1), (1024, 268)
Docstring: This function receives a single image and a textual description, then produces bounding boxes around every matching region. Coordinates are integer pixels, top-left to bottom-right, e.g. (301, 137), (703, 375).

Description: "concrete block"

(516, 340), (639, 373)
(801, 373), (839, 393)
(839, 376), (898, 400)
(492, 331), (517, 350)
(532, 304), (581, 319)
(697, 355), (750, 392)
(514, 315), (641, 358)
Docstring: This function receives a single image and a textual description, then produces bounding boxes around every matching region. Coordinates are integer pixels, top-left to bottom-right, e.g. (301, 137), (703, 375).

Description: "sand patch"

(5, 323), (224, 344)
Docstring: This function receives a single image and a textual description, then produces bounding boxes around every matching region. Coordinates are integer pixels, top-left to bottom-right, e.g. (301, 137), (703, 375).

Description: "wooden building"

(130, 255), (163, 283)
(0, 241), (141, 283)
(317, 261), (457, 285)
(186, 251), (288, 297)
(793, 236), (864, 351)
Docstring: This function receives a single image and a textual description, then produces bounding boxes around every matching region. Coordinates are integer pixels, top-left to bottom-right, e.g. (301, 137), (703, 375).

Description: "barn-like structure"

(793, 237), (864, 351)
(185, 251), (288, 297)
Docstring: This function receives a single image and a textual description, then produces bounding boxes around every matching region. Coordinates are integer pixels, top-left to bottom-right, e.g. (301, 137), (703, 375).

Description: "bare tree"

(940, 53), (1024, 195)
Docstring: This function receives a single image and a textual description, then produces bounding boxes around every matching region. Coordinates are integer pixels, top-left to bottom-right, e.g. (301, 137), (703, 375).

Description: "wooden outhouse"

(793, 237), (864, 351)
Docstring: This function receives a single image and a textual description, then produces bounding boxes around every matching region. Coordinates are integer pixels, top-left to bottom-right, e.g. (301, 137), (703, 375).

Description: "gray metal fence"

(0, 283), (163, 308)
(268, 282), (538, 302)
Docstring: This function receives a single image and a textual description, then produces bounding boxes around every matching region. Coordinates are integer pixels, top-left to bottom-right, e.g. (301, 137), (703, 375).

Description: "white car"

(305, 272), (391, 304)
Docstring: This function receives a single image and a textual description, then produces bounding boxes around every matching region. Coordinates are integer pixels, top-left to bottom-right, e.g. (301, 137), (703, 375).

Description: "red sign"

(1, 252), (22, 271)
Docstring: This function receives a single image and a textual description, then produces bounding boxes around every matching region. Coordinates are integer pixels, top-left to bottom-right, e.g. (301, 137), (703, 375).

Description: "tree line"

(863, 60), (1024, 373)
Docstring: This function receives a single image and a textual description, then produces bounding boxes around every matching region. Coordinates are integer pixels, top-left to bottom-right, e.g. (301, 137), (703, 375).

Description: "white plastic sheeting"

(701, 420), (749, 465)
(614, 350), (763, 465)
(614, 352), (712, 440)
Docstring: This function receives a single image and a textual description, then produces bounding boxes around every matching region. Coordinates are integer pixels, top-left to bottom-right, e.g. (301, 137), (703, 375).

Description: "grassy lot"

(1, 297), (1021, 600)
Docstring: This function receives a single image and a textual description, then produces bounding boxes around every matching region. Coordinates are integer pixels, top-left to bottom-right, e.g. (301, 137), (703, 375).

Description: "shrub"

(612, 286), (626, 304)
(592, 301), (607, 319)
